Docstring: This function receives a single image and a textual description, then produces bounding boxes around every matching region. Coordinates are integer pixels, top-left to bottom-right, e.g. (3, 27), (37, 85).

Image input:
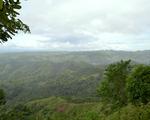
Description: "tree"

(97, 60), (132, 106)
(126, 65), (150, 104)
(0, 89), (6, 105)
(0, 0), (30, 42)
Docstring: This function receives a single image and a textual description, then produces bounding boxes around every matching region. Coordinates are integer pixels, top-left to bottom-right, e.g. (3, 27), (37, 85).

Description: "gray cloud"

(1, 0), (150, 51)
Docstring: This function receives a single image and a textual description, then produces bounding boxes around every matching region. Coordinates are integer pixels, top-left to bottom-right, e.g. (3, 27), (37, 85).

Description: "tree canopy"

(97, 60), (132, 106)
(126, 65), (150, 104)
(0, 0), (30, 42)
(98, 60), (150, 106)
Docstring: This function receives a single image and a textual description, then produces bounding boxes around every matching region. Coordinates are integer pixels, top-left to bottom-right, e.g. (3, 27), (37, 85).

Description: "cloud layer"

(2, 0), (150, 51)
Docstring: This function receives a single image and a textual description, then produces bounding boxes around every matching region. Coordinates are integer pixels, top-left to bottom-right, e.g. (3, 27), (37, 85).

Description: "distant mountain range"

(0, 50), (150, 65)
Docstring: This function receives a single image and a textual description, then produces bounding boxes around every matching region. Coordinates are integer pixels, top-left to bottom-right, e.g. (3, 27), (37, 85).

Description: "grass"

(24, 97), (150, 120)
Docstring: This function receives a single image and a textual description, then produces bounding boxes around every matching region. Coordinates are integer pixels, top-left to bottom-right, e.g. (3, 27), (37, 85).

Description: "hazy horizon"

(0, 48), (150, 53)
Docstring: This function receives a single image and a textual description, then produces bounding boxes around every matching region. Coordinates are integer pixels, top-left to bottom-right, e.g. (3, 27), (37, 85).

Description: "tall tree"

(97, 60), (132, 106)
(0, 0), (30, 42)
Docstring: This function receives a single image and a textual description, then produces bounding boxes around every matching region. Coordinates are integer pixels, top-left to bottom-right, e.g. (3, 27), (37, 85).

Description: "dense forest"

(0, 51), (150, 120)
(0, 51), (150, 103)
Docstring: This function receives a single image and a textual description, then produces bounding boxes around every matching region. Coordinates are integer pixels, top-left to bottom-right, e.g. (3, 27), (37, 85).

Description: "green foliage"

(0, 89), (5, 105)
(126, 65), (150, 104)
(0, 0), (3, 9)
(25, 97), (102, 120)
(0, 104), (32, 120)
(0, 0), (30, 42)
(97, 60), (132, 106)
(1, 97), (149, 120)
(106, 103), (150, 120)
(25, 97), (150, 120)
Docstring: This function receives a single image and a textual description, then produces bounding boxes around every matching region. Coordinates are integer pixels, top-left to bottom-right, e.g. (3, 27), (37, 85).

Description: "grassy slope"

(25, 97), (150, 120)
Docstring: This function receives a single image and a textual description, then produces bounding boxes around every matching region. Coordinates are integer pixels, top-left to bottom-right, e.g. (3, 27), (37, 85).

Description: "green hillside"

(0, 96), (149, 120)
(0, 60), (102, 103)
(0, 51), (150, 120)
(0, 50), (150, 103)
(25, 97), (150, 120)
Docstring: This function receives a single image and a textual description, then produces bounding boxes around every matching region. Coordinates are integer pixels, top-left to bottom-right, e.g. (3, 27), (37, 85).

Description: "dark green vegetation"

(0, 0), (30, 42)
(0, 51), (150, 120)
(0, 89), (5, 105)
(98, 60), (150, 105)
(126, 65), (150, 104)
(97, 60), (132, 107)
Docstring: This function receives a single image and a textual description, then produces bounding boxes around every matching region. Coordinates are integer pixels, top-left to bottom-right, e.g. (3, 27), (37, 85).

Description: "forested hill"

(0, 50), (149, 103)
(0, 50), (150, 65)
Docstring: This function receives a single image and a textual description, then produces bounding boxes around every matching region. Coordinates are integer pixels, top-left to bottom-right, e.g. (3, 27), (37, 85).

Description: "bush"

(106, 103), (150, 120)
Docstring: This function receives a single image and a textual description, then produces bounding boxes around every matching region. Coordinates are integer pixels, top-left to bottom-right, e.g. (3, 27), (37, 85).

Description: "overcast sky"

(1, 0), (150, 51)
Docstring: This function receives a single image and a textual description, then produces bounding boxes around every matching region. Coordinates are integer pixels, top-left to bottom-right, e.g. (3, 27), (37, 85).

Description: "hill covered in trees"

(0, 50), (150, 65)
(0, 50), (150, 103)
(0, 56), (149, 120)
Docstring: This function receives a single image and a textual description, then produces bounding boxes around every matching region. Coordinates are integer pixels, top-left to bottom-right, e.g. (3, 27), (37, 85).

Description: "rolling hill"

(0, 50), (149, 103)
